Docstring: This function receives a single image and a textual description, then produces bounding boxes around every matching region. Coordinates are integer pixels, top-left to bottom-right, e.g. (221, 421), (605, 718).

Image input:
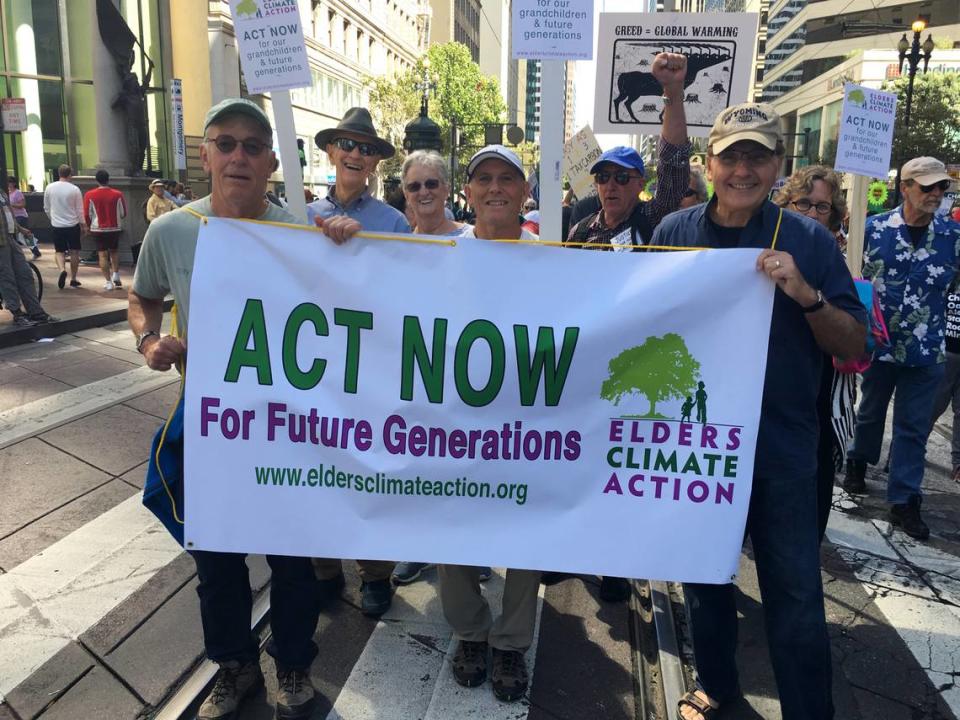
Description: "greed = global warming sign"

(231, 0), (311, 94)
(184, 221), (774, 583)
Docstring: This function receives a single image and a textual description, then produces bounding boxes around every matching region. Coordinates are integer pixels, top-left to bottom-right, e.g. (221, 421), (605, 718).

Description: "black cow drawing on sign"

(612, 46), (732, 123)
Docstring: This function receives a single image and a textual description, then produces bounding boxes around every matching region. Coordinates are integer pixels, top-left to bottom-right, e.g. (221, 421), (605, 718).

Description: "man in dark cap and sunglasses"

(566, 52), (691, 253)
(844, 156), (960, 540)
(129, 97), (322, 720)
(306, 106), (409, 235)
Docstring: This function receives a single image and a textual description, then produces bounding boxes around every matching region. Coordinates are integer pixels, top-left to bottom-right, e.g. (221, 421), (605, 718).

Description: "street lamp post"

(403, 60), (442, 154)
(892, 19), (934, 205)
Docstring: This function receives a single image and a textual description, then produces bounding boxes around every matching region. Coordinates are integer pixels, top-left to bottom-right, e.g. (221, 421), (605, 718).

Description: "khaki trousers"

(311, 558), (395, 582)
(439, 565), (540, 652)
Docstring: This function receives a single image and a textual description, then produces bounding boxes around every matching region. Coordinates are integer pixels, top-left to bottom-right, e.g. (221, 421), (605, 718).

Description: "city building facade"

(429, 0), (481, 61)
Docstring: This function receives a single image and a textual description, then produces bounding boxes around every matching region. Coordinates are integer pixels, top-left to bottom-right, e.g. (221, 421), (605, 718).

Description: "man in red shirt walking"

(83, 170), (127, 291)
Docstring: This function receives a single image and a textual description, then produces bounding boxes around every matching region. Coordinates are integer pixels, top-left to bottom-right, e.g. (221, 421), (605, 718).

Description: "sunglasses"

(405, 178), (442, 193)
(333, 137), (379, 157)
(791, 198), (832, 215)
(595, 170), (643, 186)
(916, 179), (950, 193)
(205, 135), (270, 156)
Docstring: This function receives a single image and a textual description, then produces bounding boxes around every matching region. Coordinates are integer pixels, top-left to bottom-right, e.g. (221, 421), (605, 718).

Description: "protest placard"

(184, 221), (774, 583)
(563, 125), (602, 200)
(512, 0), (594, 61)
(593, 13), (758, 136)
(230, 0), (311, 94)
(834, 83), (897, 179)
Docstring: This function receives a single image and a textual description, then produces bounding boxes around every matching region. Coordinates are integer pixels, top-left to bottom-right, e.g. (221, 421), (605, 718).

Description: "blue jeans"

(191, 550), (320, 670)
(683, 472), (833, 720)
(847, 360), (944, 503)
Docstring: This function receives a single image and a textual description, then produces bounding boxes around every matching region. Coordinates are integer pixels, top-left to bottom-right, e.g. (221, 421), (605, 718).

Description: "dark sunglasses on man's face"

(917, 179), (950, 194)
(205, 135), (270, 156)
(405, 178), (441, 193)
(333, 137), (379, 157)
(595, 170), (643, 186)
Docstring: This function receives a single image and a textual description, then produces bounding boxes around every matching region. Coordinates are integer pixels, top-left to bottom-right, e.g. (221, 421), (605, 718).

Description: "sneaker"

(114, 278), (123, 288)
(491, 648), (528, 702)
(360, 578), (393, 617)
(275, 667), (316, 719)
(316, 571), (345, 609)
(31, 246), (41, 259)
(57, 270), (67, 289)
(599, 576), (631, 602)
(843, 458), (867, 494)
(477, 566), (492, 583)
(889, 495), (930, 540)
(451, 640), (488, 687)
(12, 313), (36, 327)
(103, 281), (115, 291)
(392, 561), (432, 585)
(197, 660), (264, 719)
(69, 279), (82, 288)
(27, 313), (59, 324)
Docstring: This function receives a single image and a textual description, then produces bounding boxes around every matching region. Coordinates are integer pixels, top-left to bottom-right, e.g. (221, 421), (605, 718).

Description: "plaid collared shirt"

(567, 137), (691, 250)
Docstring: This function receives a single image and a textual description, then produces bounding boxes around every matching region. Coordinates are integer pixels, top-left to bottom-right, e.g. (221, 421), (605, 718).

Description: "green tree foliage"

(883, 72), (960, 167)
(366, 42), (507, 169)
(600, 334), (702, 418)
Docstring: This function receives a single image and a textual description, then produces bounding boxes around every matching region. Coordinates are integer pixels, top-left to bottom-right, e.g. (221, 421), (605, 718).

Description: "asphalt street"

(0, 316), (957, 720)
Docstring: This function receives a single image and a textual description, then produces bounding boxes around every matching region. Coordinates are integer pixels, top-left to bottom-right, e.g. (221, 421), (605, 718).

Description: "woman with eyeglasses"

(399, 150), (471, 237)
(679, 165), (709, 209)
(773, 165), (852, 543)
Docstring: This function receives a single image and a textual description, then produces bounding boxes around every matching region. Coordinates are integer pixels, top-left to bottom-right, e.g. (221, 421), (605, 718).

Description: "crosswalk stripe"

(0, 365), (176, 451)
(0, 496), (182, 701)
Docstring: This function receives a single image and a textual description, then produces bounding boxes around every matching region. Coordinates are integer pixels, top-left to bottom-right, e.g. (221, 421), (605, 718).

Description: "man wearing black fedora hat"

(309, 110), (405, 616)
(306, 106), (409, 236)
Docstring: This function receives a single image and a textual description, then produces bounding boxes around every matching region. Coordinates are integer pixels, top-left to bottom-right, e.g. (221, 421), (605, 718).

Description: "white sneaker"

(103, 281), (114, 291)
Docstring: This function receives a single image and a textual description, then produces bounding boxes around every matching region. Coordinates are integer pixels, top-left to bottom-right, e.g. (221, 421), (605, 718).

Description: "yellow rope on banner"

(770, 208), (783, 250)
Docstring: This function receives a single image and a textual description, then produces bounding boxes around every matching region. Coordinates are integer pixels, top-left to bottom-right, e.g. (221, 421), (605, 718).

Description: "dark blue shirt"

(652, 199), (866, 480)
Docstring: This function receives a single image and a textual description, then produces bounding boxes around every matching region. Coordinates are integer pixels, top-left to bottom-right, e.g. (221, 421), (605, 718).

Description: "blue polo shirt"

(306, 186), (410, 233)
(652, 199), (866, 480)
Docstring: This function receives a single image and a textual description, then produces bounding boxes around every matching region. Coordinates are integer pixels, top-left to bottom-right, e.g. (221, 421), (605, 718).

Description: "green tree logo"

(846, 88), (866, 107)
(236, 0), (259, 17)
(600, 334), (702, 418)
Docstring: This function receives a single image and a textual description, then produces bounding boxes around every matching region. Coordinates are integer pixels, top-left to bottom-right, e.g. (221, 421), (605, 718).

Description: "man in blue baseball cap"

(567, 52), (691, 253)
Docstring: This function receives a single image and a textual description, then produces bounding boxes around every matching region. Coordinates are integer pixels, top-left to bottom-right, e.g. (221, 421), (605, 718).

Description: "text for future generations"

(518, 7), (590, 42)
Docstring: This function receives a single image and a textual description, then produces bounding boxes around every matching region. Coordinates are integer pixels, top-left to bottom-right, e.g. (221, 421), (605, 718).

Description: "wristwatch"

(801, 290), (825, 314)
(136, 330), (160, 353)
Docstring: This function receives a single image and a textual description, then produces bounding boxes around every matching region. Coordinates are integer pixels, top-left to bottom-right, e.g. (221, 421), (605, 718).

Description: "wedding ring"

(774, 260), (781, 268)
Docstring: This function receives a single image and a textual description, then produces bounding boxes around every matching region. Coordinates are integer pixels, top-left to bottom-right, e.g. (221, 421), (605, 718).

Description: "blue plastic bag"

(142, 394), (185, 545)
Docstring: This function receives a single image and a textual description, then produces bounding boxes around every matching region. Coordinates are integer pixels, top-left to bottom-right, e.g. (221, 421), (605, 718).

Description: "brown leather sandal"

(676, 690), (720, 720)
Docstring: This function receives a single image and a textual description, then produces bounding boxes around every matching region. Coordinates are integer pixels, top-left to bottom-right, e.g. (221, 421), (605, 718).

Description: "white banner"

(563, 125), (602, 201)
(512, 0), (594, 61)
(834, 83), (897, 179)
(230, 0), (311, 94)
(184, 221), (775, 583)
(593, 13), (758, 136)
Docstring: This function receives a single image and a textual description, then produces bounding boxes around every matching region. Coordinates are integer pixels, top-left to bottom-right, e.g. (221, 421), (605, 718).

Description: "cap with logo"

(708, 103), (783, 154)
(203, 98), (272, 136)
(901, 157), (952, 185)
(466, 145), (525, 179)
(589, 146), (645, 176)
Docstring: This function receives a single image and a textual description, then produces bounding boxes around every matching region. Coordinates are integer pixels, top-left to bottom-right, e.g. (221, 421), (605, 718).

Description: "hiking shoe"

(57, 270), (67, 289)
(316, 571), (345, 609)
(889, 496), (930, 540)
(28, 313), (59, 324)
(197, 660), (264, 719)
(843, 459), (867, 494)
(451, 640), (488, 687)
(392, 562), (431, 585)
(103, 281), (115, 291)
(491, 648), (528, 702)
(12, 313), (36, 327)
(276, 667), (316, 719)
(478, 566), (492, 582)
(69, 279), (81, 288)
(599, 576), (631, 602)
(360, 578), (392, 617)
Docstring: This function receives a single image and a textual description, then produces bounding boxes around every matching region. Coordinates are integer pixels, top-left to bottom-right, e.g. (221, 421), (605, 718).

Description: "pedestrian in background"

(146, 179), (176, 222)
(0, 187), (57, 326)
(83, 169), (128, 291)
(7, 176), (39, 258)
(44, 164), (86, 289)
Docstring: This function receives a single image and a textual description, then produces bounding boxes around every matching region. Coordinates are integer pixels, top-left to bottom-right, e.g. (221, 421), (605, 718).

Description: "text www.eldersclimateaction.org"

(254, 464), (528, 506)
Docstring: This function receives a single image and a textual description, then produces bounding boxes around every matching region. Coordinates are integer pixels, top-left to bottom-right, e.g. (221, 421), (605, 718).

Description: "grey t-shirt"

(132, 195), (304, 336)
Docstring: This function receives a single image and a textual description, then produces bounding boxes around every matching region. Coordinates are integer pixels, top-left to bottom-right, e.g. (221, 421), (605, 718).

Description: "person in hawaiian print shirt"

(844, 156), (960, 540)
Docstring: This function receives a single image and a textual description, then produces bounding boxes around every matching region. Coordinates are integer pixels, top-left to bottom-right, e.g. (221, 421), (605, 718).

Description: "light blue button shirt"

(307, 186), (410, 233)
